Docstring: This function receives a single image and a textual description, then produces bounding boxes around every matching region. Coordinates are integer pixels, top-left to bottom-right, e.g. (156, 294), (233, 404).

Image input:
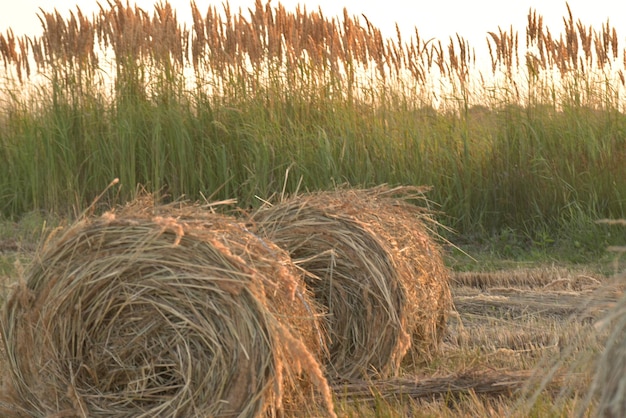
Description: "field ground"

(0, 216), (623, 417)
(324, 263), (622, 417)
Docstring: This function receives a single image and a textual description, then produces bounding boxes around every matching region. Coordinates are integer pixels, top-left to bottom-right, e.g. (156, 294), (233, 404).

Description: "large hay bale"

(249, 185), (451, 379)
(1, 201), (335, 417)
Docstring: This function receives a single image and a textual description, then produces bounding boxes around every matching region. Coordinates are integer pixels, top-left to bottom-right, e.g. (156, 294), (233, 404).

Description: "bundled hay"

(1, 200), (335, 417)
(249, 185), (451, 379)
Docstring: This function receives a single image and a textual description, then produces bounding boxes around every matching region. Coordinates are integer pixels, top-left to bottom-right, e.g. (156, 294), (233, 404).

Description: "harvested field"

(2, 0), (626, 415)
(265, 265), (620, 417)
(0, 211), (623, 416)
(405, 266), (618, 415)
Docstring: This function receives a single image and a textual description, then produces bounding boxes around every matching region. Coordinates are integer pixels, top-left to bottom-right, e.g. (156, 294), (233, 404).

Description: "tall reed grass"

(1, 0), (625, 250)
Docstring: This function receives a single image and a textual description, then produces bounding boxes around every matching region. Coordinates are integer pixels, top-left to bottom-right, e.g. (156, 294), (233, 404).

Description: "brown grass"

(248, 185), (451, 380)
(0, 198), (335, 417)
(577, 268), (626, 417)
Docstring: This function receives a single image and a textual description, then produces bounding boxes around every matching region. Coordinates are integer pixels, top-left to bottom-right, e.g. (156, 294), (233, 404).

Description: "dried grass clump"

(249, 185), (451, 379)
(0, 200), (335, 417)
(585, 270), (626, 417)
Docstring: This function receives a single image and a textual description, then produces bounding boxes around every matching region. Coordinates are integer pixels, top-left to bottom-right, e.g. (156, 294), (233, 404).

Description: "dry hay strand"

(503, 275), (620, 417)
(451, 268), (604, 290)
(581, 271), (626, 417)
(0, 200), (335, 418)
(249, 185), (451, 380)
(333, 368), (565, 404)
(452, 289), (612, 321)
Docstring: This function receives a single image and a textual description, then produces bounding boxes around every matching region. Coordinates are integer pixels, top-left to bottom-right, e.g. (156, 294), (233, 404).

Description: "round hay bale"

(1, 202), (335, 417)
(355, 186), (452, 365)
(249, 185), (451, 379)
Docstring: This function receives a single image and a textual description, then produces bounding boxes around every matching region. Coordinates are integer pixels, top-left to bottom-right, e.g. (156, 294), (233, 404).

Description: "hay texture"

(249, 185), (451, 379)
(587, 277), (626, 417)
(1, 200), (334, 417)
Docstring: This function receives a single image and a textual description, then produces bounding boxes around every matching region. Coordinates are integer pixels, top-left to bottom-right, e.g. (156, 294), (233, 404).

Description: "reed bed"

(0, 198), (335, 417)
(1, 1), (623, 104)
(249, 186), (451, 379)
(1, 1), (626, 253)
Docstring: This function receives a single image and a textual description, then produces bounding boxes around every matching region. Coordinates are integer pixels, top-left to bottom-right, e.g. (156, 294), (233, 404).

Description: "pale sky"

(2, 0), (626, 63)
